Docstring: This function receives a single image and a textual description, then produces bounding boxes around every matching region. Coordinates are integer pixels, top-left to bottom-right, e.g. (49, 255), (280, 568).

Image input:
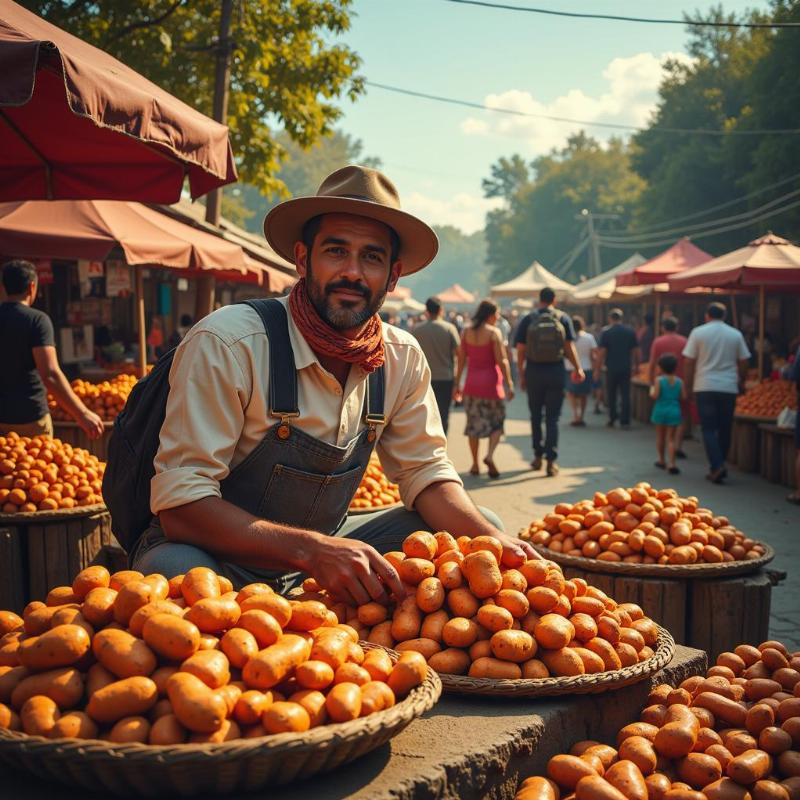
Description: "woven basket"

(347, 500), (403, 516)
(438, 625), (675, 697)
(0, 503), (107, 523)
(0, 643), (442, 797)
(533, 543), (775, 579)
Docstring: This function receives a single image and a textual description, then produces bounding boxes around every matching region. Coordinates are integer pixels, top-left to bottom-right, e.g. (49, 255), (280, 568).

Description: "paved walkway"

(444, 392), (800, 651)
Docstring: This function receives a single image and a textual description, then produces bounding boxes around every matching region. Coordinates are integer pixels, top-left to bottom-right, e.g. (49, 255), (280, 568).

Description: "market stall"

(490, 260), (574, 302)
(435, 283), (477, 305)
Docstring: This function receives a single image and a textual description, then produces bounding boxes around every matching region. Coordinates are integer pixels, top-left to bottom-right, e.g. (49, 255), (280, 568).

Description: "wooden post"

(731, 292), (739, 329)
(135, 264), (146, 378)
(655, 294), (662, 328)
(758, 285), (765, 377)
(194, 273), (216, 321)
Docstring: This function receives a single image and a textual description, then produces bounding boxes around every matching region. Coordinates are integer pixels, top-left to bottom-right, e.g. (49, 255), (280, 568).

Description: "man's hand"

(307, 536), (406, 607)
(506, 386), (515, 401)
(495, 531), (540, 565)
(573, 367), (586, 384)
(79, 409), (104, 439)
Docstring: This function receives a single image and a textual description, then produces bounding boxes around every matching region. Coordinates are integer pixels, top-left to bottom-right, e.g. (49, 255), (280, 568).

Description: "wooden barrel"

(759, 423), (796, 487)
(729, 415), (768, 471)
(631, 379), (653, 425)
(0, 505), (113, 613)
(52, 420), (114, 460)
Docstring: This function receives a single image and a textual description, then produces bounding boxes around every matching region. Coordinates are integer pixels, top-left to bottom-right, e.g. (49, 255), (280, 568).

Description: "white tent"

(490, 260), (573, 299)
(568, 253), (646, 303)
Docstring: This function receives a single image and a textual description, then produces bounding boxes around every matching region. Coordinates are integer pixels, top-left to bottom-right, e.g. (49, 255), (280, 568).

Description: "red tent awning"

(615, 238), (712, 286)
(435, 283), (476, 303)
(0, 0), (237, 202)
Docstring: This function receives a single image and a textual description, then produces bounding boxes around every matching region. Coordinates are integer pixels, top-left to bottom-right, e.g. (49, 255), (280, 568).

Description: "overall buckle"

(273, 411), (300, 440)
(365, 412), (386, 442)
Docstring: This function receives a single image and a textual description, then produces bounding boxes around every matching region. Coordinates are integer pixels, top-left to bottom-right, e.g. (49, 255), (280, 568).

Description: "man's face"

(294, 213), (402, 332)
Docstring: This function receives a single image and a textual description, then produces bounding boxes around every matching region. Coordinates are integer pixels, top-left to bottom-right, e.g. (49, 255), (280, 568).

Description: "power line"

(365, 81), (800, 136)
(442, 0), (800, 29)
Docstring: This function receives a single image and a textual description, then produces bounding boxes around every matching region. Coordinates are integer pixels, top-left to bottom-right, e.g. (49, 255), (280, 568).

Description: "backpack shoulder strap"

(240, 299), (298, 419)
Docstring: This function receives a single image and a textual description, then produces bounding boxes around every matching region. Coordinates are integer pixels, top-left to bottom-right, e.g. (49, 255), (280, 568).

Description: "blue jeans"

(695, 391), (737, 471)
(526, 362), (565, 461)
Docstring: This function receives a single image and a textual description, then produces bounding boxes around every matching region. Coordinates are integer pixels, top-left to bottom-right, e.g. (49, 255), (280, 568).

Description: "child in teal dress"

(649, 353), (686, 474)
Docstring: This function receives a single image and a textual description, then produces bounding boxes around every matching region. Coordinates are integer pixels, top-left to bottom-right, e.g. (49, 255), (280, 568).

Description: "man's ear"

(386, 261), (402, 293)
(294, 242), (309, 278)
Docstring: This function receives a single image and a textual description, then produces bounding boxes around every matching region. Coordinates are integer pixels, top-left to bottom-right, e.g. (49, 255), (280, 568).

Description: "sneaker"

(546, 461), (559, 477)
(530, 455), (543, 470)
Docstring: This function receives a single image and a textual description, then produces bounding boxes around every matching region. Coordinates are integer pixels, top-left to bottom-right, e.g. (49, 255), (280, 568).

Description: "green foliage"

(24, 0), (364, 196)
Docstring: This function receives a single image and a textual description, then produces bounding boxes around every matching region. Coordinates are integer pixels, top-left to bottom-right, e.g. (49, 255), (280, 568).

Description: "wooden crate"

(52, 421), (114, 460)
(631, 380), (653, 425)
(729, 416), (765, 472)
(560, 565), (780, 661)
(0, 507), (113, 613)
(759, 424), (796, 488)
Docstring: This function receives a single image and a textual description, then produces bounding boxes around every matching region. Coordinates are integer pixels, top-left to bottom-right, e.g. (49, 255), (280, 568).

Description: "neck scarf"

(289, 279), (385, 373)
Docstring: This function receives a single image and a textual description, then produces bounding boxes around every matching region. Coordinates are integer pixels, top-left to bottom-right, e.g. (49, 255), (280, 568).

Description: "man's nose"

(338, 252), (365, 281)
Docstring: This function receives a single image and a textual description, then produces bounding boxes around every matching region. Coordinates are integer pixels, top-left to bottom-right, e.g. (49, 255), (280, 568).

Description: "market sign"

(34, 258), (53, 285)
(106, 260), (132, 297)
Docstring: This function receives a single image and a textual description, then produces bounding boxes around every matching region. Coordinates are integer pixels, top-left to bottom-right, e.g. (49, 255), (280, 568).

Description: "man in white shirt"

(683, 302), (750, 483)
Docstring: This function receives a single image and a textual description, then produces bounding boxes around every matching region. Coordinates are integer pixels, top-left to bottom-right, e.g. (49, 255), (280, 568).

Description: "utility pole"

(575, 209), (620, 277)
(197, 0), (234, 320)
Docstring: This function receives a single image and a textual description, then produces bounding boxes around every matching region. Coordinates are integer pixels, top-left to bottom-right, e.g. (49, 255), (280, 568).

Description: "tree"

(481, 155), (530, 201)
(484, 135), (646, 283)
(24, 0), (365, 197)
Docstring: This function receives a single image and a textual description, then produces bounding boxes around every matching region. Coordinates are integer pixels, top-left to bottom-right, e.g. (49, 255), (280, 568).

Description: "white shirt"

(682, 320), (750, 394)
(151, 297), (462, 515)
(564, 330), (597, 370)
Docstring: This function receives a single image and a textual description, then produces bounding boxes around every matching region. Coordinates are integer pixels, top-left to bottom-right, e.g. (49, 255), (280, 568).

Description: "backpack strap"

(240, 299), (299, 421)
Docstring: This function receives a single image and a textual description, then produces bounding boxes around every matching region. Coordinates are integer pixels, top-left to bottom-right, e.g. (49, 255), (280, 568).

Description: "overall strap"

(364, 365), (386, 426)
(240, 299), (299, 420)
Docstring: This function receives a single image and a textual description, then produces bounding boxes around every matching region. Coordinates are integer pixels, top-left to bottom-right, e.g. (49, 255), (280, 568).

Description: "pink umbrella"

(615, 238), (712, 287)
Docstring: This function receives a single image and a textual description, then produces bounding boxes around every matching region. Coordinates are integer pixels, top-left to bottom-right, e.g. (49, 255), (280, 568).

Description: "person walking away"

(785, 343), (800, 505)
(598, 308), (638, 429)
(649, 316), (688, 458)
(412, 297), (461, 434)
(0, 260), (104, 440)
(514, 287), (584, 477)
(453, 300), (514, 478)
(565, 316), (596, 427)
(649, 354), (685, 474)
(683, 302), (750, 484)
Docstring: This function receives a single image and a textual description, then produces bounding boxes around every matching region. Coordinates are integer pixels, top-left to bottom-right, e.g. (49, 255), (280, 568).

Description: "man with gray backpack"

(514, 287), (584, 476)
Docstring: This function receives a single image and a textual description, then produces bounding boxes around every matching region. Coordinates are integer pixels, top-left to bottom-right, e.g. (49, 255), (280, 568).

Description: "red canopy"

(668, 233), (800, 291)
(0, 0), (237, 202)
(615, 238), (712, 286)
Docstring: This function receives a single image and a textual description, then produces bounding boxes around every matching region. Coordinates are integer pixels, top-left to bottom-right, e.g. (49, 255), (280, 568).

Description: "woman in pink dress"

(453, 300), (514, 478)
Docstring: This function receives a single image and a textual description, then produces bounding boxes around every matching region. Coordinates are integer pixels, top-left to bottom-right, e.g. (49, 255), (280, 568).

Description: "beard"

(305, 260), (390, 331)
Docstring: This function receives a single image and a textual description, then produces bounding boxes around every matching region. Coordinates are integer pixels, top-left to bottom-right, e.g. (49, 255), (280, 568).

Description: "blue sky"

(334, 0), (771, 232)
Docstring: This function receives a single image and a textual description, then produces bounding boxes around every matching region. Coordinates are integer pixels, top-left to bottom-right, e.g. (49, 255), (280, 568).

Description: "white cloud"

(404, 191), (503, 234)
(460, 51), (694, 155)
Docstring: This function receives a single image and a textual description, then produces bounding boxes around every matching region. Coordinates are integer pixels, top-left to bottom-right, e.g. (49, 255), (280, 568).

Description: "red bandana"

(289, 279), (385, 373)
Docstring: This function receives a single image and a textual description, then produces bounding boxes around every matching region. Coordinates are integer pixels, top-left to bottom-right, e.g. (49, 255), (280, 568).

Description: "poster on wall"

(106, 260), (132, 297)
(34, 259), (54, 286)
(78, 259), (105, 298)
(59, 325), (94, 364)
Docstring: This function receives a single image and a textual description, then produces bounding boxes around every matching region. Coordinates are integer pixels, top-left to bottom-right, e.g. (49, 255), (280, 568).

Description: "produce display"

(49, 374), (137, 422)
(0, 566), (428, 744)
(303, 531), (661, 680)
(736, 380), (797, 419)
(349, 455), (401, 511)
(515, 638), (800, 800)
(635, 362), (650, 382)
(520, 484), (767, 566)
(0, 433), (105, 512)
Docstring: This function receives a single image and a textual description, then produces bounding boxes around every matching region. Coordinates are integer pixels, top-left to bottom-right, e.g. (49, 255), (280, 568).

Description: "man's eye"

(328, 246), (346, 255)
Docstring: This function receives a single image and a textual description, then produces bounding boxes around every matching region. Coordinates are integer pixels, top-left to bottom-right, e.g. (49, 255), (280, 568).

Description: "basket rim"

(0, 503), (107, 522)
(0, 642), (441, 761)
(734, 412), (777, 423)
(438, 625), (675, 697)
(531, 542), (775, 578)
(347, 500), (403, 516)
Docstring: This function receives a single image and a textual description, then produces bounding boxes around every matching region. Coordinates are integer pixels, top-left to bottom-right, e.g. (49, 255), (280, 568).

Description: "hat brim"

(263, 196), (439, 276)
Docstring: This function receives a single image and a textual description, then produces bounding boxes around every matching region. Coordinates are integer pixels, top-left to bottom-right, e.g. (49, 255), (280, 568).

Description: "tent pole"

(730, 292), (739, 329)
(758, 285), (765, 378)
(655, 294), (661, 329)
(135, 265), (147, 378)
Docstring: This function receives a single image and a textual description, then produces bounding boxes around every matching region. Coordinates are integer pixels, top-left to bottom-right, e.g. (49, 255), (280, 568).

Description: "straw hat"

(263, 165), (439, 275)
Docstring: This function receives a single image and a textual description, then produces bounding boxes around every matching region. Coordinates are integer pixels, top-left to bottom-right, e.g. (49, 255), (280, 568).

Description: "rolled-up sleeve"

(377, 345), (462, 510)
(150, 329), (250, 513)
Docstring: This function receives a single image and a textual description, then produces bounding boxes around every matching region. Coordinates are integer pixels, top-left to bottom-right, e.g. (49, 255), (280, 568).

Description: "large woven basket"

(348, 500), (403, 516)
(533, 543), (775, 579)
(439, 625), (675, 697)
(0, 643), (442, 797)
(0, 503), (106, 523)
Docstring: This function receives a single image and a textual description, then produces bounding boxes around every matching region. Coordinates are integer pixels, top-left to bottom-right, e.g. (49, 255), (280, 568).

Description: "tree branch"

(104, 0), (184, 45)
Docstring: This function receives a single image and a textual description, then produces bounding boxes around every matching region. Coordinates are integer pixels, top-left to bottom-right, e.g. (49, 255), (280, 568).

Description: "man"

(683, 302), (750, 484)
(131, 166), (537, 605)
(649, 316), (689, 458)
(412, 297), (461, 434)
(514, 287), (584, 477)
(0, 260), (104, 439)
(598, 308), (639, 429)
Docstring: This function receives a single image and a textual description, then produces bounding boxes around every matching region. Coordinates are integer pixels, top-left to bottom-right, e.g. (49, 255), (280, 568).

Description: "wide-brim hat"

(263, 165), (439, 276)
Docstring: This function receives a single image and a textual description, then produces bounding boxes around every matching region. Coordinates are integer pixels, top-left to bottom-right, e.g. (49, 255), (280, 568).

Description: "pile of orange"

(520, 484), (766, 566)
(736, 380), (797, 419)
(635, 362), (650, 381)
(0, 433), (105, 513)
(349, 456), (401, 511)
(49, 374), (137, 422)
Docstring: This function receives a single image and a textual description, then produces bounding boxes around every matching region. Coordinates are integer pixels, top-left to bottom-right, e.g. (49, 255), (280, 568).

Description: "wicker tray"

(0, 643), (442, 797)
(532, 543), (775, 579)
(439, 626), (675, 697)
(0, 503), (107, 523)
(348, 500), (403, 516)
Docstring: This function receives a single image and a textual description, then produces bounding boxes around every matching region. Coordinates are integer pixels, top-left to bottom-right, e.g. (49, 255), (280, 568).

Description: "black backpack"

(102, 299), (285, 553)
(525, 308), (566, 363)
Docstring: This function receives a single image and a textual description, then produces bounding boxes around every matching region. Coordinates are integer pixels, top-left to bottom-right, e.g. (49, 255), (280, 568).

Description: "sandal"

(654, 461), (666, 470)
(668, 466), (680, 475)
(469, 465), (480, 476)
(483, 457), (500, 479)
